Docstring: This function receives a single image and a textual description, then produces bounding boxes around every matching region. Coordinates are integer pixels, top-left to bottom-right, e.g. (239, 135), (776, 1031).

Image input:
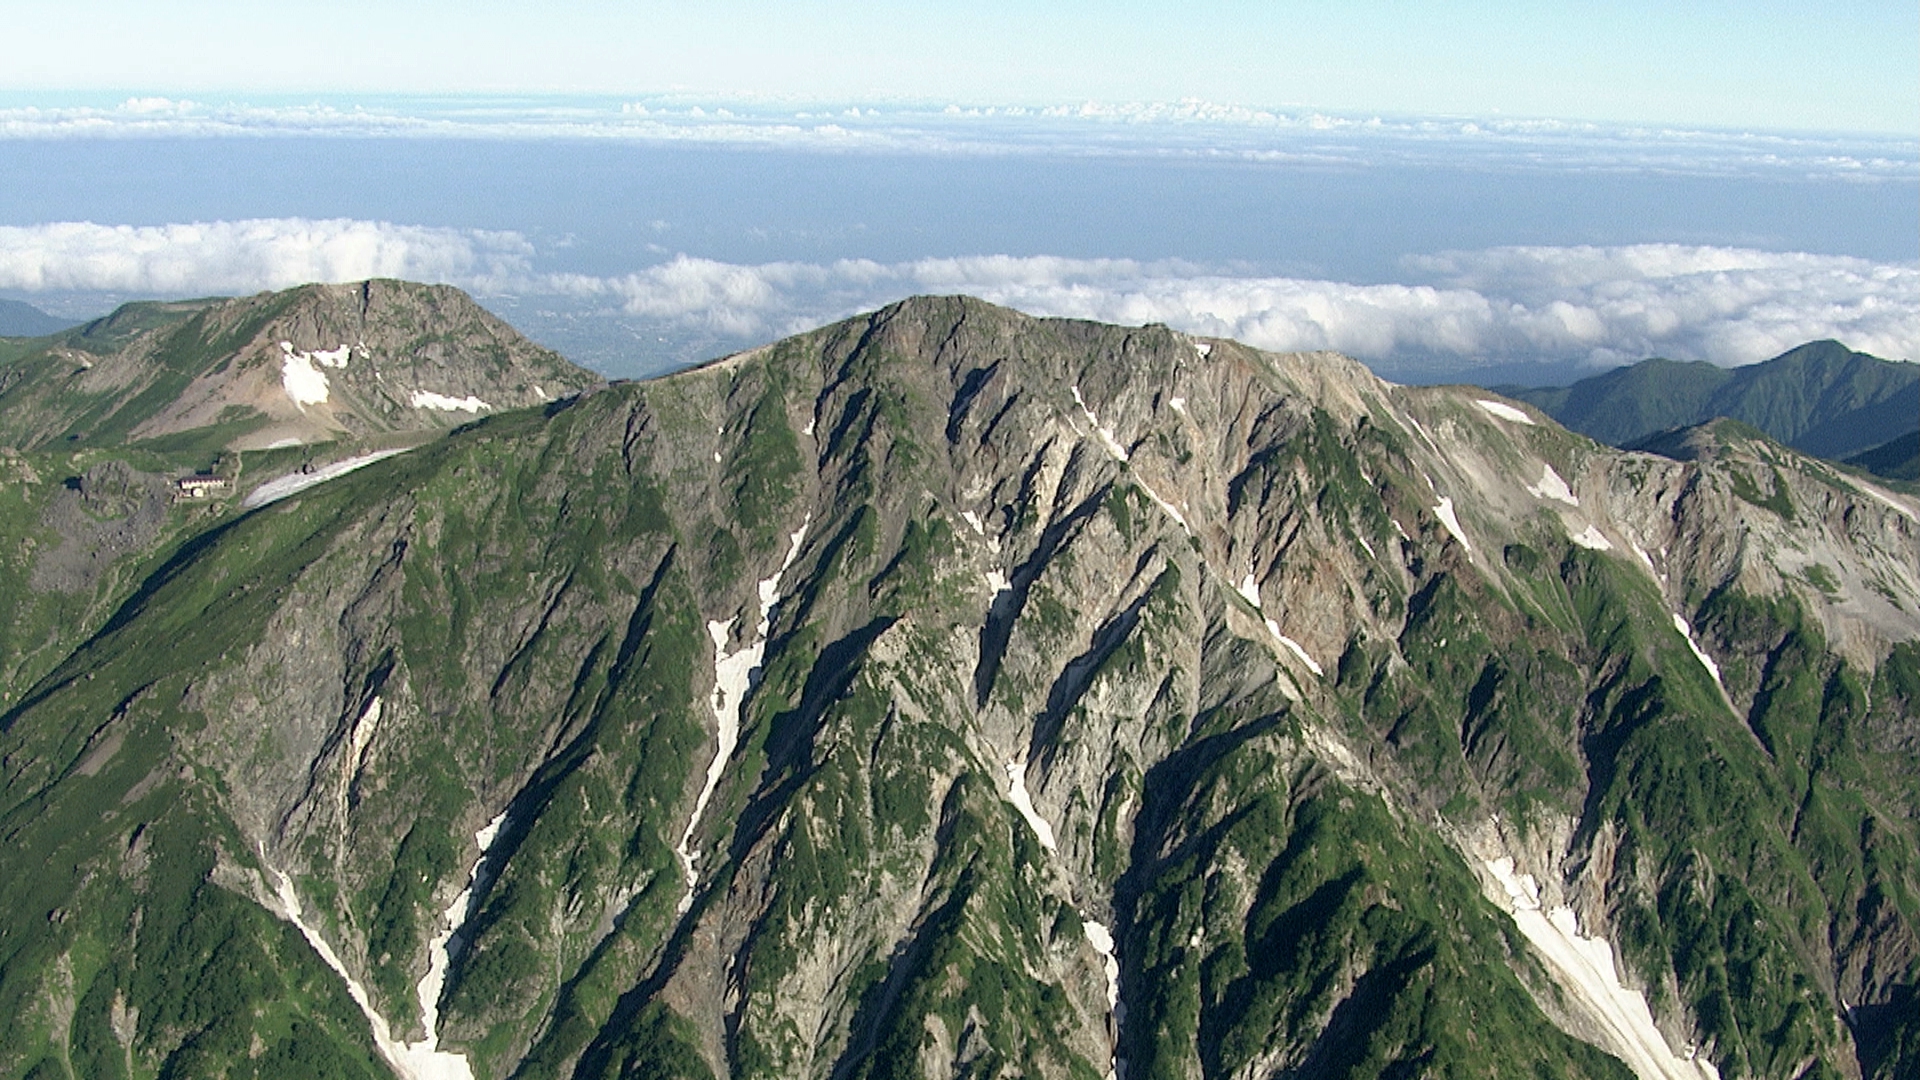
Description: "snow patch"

(414, 813), (510, 1065)
(1570, 525), (1614, 551)
(1630, 540), (1660, 578)
(351, 697), (381, 764)
(1433, 497), (1472, 554)
(1476, 399), (1536, 425)
(279, 340), (347, 407)
(1082, 922), (1122, 1011)
(999, 747), (1127, 1075)
(1672, 614), (1730, 705)
(1850, 478), (1920, 524)
(1527, 464), (1579, 506)
(1072, 384), (1130, 462)
(962, 510), (985, 535)
(677, 518), (810, 910)
(984, 569), (1011, 600)
(1168, 396), (1187, 415)
(532, 385), (549, 402)
(1193, 341), (1211, 357)
(270, 868), (478, 1080)
(802, 415), (815, 437)
(242, 448), (412, 508)
(1003, 759), (1057, 851)
(266, 437), (303, 449)
(337, 696), (381, 817)
(1483, 857), (1719, 1080)
(1236, 572), (1261, 609)
(1134, 480), (1190, 534)
(410, 390), (491, 413)
(1267, 620), (1324, 677)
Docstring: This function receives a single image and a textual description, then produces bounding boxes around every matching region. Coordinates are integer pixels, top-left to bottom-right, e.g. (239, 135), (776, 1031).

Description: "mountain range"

(0, 300), (74, 339)
(0, 286), (1915, 1080)
(1497, 341), (1918, 470)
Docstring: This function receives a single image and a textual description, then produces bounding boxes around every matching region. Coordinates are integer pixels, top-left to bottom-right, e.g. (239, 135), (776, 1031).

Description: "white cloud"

(3, 220), (1912, 369)
(2, 96), (1912, 181)
(563, 246), (1918, 368)
(0, 219), (532, 295)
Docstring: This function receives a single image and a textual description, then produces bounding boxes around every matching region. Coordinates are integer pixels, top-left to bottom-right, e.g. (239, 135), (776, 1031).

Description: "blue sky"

(8, 1), (1917, 134)
(2, 3), (1914, 376)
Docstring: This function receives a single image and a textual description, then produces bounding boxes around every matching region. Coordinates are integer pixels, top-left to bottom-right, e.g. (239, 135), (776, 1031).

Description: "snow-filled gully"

(268, 810), (510, 1080)
(676, 518), (811, 912)
(1238, 573), (1323, 679)
(1004, 758), (1126, 1080)
(1672, 613), (1735, 714)
(1483, 857), (1719, 1080)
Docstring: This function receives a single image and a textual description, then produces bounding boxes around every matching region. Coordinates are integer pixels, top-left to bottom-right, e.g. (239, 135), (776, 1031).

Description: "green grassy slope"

(0, 298), (1912, 1080)
(1502, 340), (1919, 463)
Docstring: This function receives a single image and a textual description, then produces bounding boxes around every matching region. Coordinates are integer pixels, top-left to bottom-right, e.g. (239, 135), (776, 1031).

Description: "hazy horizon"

(2, 91), (1913, 382)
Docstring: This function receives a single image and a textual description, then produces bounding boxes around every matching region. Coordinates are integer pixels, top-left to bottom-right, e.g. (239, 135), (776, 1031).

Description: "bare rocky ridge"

(0, 279), (601, 454)
(0, 295), (1915, 1080)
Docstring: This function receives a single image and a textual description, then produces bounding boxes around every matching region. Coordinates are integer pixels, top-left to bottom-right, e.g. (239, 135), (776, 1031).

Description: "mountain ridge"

(0, 293), (1914, 1080)
(1497, 340), (1919, 465)
(0, 299), (75, 339)
(0, 280), (600, 459)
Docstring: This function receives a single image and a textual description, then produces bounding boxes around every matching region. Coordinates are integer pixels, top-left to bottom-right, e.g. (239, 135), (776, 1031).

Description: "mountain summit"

(0, 295), (1915, 1080)
(0, 280), (599, 455)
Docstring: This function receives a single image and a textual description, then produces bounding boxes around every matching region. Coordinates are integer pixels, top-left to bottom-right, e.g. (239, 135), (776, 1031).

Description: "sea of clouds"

(3, 95), (1912, 182)
(2, 218), (1912, 373)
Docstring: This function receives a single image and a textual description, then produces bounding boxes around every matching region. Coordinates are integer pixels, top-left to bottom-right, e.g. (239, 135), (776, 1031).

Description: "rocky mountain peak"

(0, 293), (1914, 1080)
(0, 278), (601, 454)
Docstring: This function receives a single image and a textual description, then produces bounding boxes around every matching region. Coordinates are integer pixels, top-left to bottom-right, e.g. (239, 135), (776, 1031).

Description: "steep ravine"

(0, 296), (1914, 1080)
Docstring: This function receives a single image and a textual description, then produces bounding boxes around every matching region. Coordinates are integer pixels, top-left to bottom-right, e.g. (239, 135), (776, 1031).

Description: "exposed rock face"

(29, 459), (174, 596)
(0, 279), (600, 453)
(0, 296), (1915, 1080)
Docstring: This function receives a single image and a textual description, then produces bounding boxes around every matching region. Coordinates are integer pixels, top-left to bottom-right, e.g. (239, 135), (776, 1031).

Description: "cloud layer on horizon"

(0, 219), (532, 296)
(2, 218), (1914, 370)
(3, 96), (1912, 182)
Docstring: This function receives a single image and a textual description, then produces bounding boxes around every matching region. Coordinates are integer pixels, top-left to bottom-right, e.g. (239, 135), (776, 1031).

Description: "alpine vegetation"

(0, 290), (1915, 1080)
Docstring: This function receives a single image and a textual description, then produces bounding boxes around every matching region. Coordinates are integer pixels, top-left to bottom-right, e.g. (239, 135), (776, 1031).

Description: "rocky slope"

(0, 280), (600, 456)
(0, 279), (601, 711)
(0, 296), (1915, 1080)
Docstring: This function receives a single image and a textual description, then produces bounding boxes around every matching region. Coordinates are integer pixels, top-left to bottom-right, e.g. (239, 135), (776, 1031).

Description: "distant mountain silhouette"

(1496, 340), (1918, 465)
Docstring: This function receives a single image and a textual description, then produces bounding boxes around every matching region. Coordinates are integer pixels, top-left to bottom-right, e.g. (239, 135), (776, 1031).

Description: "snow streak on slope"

(242, 448), (413, 508)
(1475, 399), (1535, 425)
(1002, 758), (1125, 1080)
(1571, 525), (1614, 551)
(1237, 571), (1322, 678)
(1483, 857), (1720, 1080)
(1433, 496), (1472, 554)
(270, 869), (477, 1080)
(1527, 464), (1579, 506)
(676, 518), (810, 911)
(1082, 918), (1126, 1080)
(1672, 614), (1733, 711)
(1003, 759), (1057, 852)
(410, 390), (491, 413)
(1072, 385), (1130, 462)
(1265, 621), (1324, 677)
(414, 813), (510, 1065)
